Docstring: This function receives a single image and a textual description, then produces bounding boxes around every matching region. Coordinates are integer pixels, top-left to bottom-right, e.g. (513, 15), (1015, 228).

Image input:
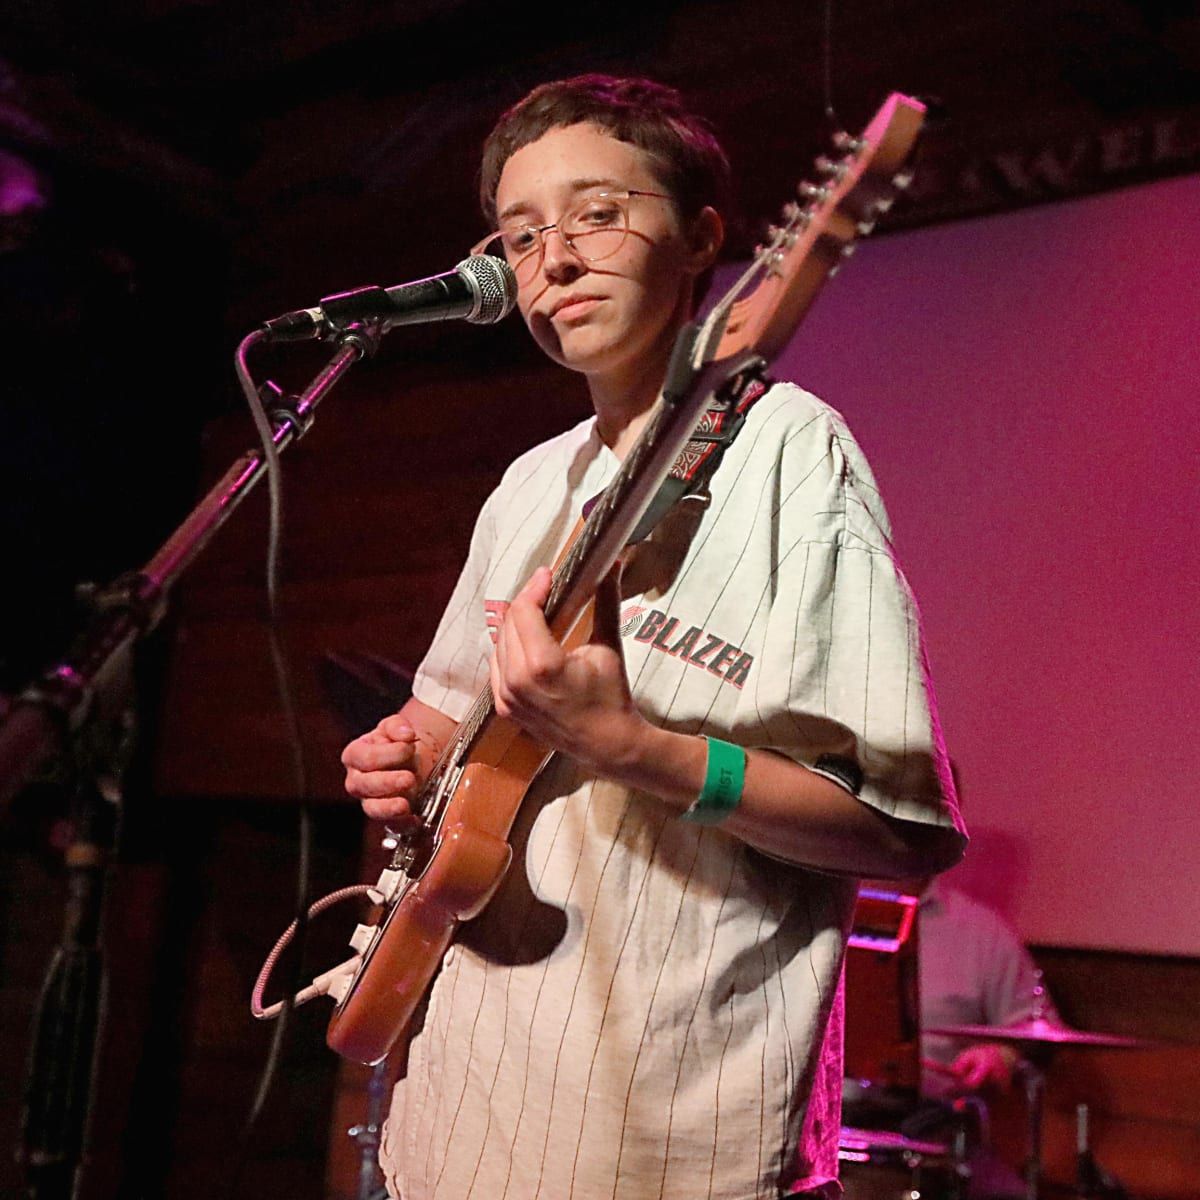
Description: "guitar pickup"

(367, 868), (404, 906)
(348, 923), (378, 954)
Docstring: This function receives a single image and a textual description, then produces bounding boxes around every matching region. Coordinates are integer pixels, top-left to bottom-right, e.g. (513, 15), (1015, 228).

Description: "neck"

(589, 359), (666, 460)
(588, 295), (693, 460)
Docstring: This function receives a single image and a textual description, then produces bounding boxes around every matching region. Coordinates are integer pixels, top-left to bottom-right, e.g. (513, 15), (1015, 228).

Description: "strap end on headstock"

(661, 321), (702, 405)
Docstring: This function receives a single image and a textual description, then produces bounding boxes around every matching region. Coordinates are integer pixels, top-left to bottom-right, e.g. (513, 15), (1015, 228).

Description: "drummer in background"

(918, 871), (1061, 1102)
(905, 864), (1063, 1200)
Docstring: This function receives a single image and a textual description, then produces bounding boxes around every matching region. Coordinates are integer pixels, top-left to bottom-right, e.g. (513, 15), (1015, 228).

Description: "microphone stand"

(7, 321), (383, 1200)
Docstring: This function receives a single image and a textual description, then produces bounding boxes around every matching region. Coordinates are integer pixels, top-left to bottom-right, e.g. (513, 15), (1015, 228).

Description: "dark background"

(1, 2), (1198, 1197)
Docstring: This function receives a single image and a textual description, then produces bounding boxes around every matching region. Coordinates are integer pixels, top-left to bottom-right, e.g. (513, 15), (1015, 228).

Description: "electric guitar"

(315, 93), (926, 1065)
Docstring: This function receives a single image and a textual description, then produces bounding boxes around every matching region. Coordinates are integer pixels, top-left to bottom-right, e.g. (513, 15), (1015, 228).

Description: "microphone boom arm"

(0, 321), (380, 810)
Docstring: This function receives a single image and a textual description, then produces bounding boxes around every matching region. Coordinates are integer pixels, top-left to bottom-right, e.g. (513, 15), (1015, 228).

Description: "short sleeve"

(728, 388), (964, 842)
(411, 489), (499, 722)
(977, 908), (1059, 1028)
(410, 414), (609, 724)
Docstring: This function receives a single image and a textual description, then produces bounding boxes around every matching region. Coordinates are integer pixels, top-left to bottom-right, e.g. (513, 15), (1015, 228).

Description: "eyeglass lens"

(494, 196), (630, 283)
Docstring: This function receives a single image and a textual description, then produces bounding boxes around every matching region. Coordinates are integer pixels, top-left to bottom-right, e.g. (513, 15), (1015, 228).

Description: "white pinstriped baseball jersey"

(380, 382), (965, 1200)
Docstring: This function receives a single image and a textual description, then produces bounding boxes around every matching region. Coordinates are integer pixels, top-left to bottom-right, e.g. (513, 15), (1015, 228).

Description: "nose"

(538, 225), (584, 284)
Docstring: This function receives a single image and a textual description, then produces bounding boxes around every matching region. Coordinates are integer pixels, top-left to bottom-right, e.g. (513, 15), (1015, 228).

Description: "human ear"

(685, 206), (724, 275)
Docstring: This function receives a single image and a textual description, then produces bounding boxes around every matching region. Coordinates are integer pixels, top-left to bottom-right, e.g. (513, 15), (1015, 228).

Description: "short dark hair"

(479, 74), (731, 227)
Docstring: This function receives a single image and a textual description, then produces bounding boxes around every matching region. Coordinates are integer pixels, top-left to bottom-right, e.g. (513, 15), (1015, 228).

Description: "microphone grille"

(458, 255), (519, 325)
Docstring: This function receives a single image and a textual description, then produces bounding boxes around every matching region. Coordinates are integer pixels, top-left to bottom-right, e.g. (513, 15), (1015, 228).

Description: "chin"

(544, 327), (627, 376)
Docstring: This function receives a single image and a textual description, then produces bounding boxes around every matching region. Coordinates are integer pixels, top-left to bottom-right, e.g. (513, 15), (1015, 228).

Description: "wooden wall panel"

(1029, 948), (1200, 1196)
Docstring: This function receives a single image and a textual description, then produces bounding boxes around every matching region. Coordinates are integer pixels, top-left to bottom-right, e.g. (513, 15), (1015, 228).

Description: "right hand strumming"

(341, 713), (423, 828)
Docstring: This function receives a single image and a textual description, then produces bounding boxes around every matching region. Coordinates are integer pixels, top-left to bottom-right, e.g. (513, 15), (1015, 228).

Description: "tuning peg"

(815, 155), (849, 181)
(873, 196), (895, 215)
(840, 242), (857, 259)
(797, 181), (831, 202)
(832, 132), (865, 154)
(855, 218), (876, 237)
(891, 169), (915, 190)
(756, 244), (787, 277)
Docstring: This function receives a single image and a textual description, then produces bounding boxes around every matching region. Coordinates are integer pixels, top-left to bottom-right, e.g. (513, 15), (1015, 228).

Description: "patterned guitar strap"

(626, 367), (772, 545)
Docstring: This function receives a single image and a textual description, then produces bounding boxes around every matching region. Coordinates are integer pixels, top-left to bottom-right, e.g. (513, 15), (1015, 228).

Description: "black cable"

(222, 331), (315, 1198)
(821, 0), (842, 132)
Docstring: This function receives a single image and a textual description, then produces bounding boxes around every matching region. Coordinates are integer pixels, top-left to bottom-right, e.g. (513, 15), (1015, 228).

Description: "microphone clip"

(261, 287), (392, 343)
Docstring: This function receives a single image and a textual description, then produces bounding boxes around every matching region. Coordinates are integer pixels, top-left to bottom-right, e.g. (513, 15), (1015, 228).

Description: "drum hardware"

(928, 975), (1152, 1199)
(927, 971), (1152, 1052)
(925, 1020), (1150, 1050)
(839, 1126), (956, 1200)
(346, 1059), (391, 1200)
(1074, 1103), (1129, 1199)
(1020, 1057), (1049, 1200)
(950, 1117), (972, 1200)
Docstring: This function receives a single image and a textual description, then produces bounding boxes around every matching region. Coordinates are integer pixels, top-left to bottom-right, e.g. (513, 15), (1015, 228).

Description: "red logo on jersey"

(619, 604), (647, 637)
(627, 609), (753, 688)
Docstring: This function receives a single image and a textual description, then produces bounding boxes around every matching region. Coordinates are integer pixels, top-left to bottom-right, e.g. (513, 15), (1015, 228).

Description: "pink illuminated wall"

(722, 174), (1199, 955)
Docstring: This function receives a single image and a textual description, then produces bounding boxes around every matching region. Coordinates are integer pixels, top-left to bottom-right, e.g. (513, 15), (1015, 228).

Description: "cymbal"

(926, 1017), (1149, 1048)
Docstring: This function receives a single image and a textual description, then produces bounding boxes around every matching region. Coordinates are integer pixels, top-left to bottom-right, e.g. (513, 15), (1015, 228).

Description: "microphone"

(261, 255), (519, 342)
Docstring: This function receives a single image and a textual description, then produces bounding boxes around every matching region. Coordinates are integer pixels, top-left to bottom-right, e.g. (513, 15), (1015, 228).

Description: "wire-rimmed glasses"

(471, 189), (673, 286)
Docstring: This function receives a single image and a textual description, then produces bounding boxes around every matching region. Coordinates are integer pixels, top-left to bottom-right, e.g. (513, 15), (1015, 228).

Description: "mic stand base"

(19, 761), (125, 1200)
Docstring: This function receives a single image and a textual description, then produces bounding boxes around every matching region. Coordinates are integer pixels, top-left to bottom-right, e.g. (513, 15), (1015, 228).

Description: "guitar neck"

(543, 349), (752, 635)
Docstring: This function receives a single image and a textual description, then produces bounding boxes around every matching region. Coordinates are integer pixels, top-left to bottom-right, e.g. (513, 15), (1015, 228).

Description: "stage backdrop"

(722, 172), (1198, 957)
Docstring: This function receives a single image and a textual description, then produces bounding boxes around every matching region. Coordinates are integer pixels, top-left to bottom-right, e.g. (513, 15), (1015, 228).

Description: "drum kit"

(839, 1014), (1150, 1200)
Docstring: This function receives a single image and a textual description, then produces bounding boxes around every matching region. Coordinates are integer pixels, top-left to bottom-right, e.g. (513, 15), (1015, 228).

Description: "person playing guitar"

(340, 74), (966, 1200)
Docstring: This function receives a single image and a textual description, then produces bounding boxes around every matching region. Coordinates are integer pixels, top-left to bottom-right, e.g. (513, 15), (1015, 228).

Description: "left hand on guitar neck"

(489, 564), (653, 778)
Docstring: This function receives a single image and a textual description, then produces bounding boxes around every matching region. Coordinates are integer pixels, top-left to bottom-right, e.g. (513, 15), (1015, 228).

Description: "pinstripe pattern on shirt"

(385, 383), (963, 1200)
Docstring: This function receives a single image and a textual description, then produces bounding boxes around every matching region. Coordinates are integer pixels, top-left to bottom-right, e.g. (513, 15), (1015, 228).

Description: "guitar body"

(326, 603), (597, 1065)
(326, 718), (548, 1064)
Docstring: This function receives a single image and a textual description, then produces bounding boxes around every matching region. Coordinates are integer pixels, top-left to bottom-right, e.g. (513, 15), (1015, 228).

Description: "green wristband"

(682, 736), (746, 824)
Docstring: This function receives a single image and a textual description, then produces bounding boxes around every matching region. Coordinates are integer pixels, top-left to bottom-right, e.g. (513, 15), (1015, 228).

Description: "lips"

(549, 293), (605, 319)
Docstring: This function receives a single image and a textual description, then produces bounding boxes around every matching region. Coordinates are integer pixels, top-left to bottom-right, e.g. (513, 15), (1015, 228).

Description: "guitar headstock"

(708, 92), (926, 366)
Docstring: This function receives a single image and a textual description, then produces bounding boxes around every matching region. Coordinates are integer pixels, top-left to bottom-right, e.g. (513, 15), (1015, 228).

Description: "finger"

(490, 649), (513, 718)
(342, 735), (418, 772)
(954, 1049), (991, 1088)
(513, 564), (553, 608)
(376, 715), (417, 742)
(507, 567), (553, 635)
(345, 767), (419, 800)
(590, 561), (625, 651)
(964, 1062), (989, 1089)
(949, 1052), (974, 1081)
(490, 600), (521, 713)
(506, 569), (563, 685)
(361, 795), (417, 824)
(342, 718), (414, 762)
